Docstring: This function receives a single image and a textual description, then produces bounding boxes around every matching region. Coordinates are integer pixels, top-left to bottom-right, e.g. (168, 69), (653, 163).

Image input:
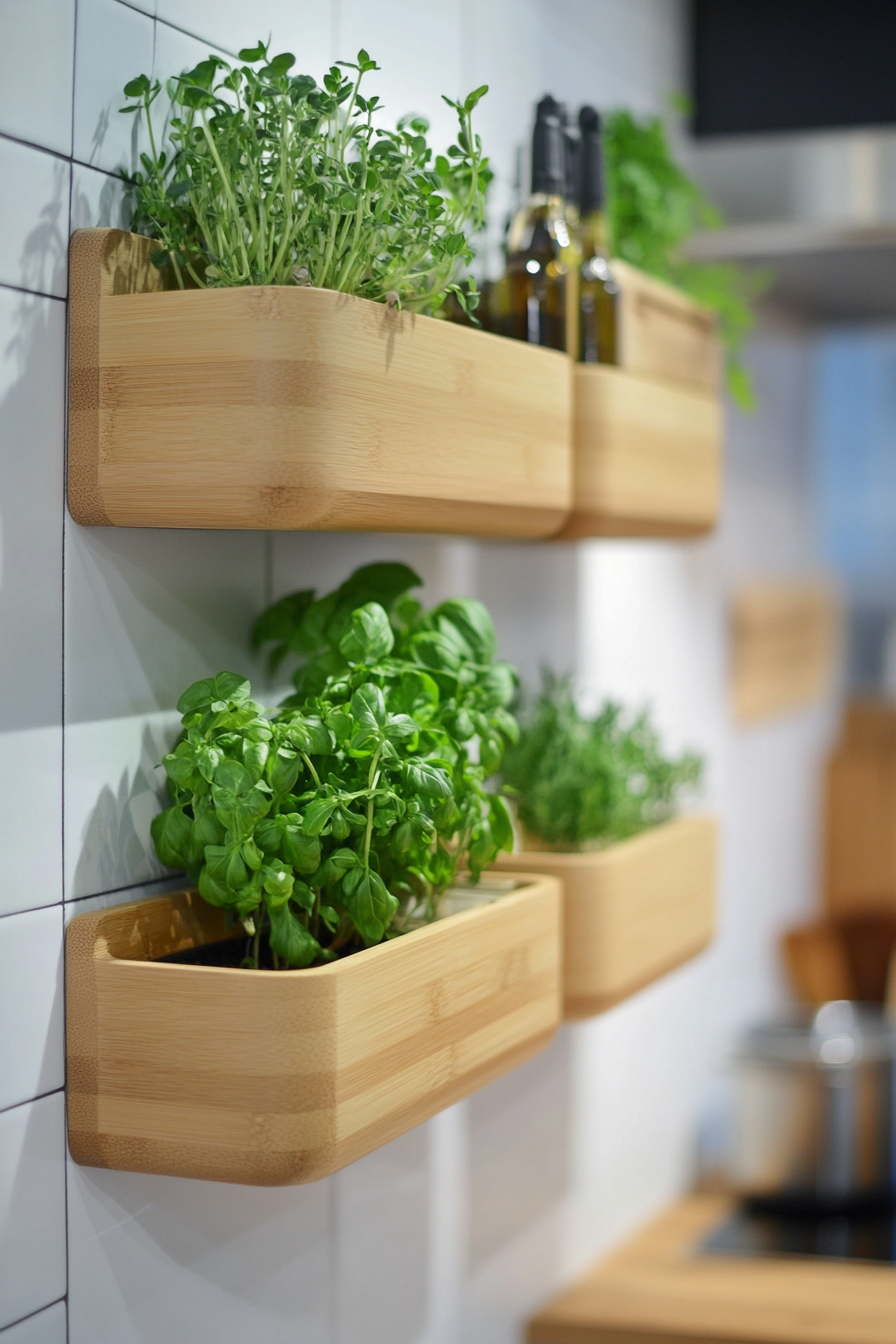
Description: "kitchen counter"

(527, 1196), (896, 1344)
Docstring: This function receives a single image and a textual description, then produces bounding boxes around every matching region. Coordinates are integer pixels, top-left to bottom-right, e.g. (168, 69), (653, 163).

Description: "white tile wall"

(0, 727), (63, 915)
(64, 711), (179, 900)
(333, 1129), (429, 1344)
(0, 288), (64, 730)
(0, 1303), (66, 1344)
(0, 285), (63, 913)
(155, 0), (333, 69)
(73, 0), (155, 175)
(0, 1), (839, 1341)
(0, 907), (63, 1112)
(0, 0), (75, 157)
(0, 1095), (66, 1330)
(66, 1164), (331, 1344)
(0, 140), (70, 297)
(468, 1037), (572, 1267)
(70, 165), (131, 233)
(336, 0), (463, 153)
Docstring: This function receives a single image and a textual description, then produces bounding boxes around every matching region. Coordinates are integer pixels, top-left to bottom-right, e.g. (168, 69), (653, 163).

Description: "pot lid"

(735, 1001), (896, 1067)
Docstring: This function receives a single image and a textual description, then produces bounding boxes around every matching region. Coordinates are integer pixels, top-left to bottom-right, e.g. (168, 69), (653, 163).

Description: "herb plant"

(120, 42), (490, 319)
(501, 672), (702, 850)
(151, 563), (517, 969)
(604, 107), (766, 410)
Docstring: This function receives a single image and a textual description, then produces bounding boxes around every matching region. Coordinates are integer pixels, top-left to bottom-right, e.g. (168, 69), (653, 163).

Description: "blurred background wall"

(0, 1), (859, 1342)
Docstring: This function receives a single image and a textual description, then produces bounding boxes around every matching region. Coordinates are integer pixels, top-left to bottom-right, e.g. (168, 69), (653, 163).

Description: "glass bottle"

(490, 96), (578, 352)
(577, 106), (618, 365)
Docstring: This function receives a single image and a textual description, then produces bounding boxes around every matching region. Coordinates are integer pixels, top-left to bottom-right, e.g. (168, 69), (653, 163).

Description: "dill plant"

(501, 672), (702, 850)
(120, 42), (491, 317)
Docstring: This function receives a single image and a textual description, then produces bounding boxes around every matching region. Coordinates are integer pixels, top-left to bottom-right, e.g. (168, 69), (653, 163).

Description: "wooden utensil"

(781, 924), (854, 1005)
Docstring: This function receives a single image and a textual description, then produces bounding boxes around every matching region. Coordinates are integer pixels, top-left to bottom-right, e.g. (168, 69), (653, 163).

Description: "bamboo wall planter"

(731, 580), (841, 723)
(612, 260), (723, 394)
(556, 263), (723, 541)
(492, 816), (717, 1018)
(68, 229), (572, 536)
(66, 877), (561, 1186)
(824, 701), (896, 918)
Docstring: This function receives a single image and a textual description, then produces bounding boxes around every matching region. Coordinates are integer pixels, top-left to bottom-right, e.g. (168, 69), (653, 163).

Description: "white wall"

(0, 2), (837, 1342)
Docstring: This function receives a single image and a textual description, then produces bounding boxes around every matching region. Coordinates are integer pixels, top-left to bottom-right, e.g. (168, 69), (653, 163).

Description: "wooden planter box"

(731, 580), (840, 723)
(66, 876), (561, 1186)
(556, 264), (723, 540)
(68, 229), (572, 536)
(492, 816), (717, 1018)
(556, 367), (723, 540)
(613, 260), (722, 393)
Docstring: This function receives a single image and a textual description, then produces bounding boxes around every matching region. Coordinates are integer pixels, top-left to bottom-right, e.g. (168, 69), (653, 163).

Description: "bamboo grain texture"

(66, 878), (562, 1185)
(493, 817), (717, 1018)
(614, 259), (722, 393)
(68, 228), (573, 536)
(557, 366), (722, 539)
(527, 1196), (896, 1344)
(731, 581), (841, 722)
(825, 700), (896, 917)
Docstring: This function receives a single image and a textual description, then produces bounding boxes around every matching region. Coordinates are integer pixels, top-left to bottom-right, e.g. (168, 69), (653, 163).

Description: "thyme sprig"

(120, 42), (491, 318)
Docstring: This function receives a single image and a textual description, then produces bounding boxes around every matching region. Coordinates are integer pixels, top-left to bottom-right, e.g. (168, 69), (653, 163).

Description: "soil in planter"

(156, 936), (353, 970)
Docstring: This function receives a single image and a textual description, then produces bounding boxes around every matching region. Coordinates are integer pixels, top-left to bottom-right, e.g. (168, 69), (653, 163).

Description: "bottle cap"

(578, 105), (605, 213)
(532, 96), (566, 196)
(562, 104), (581, 207)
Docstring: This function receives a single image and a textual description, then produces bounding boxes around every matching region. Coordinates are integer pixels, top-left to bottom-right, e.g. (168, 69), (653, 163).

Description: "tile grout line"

(62, 7), (79, 1339)
(0, 130), (73, 165)
(0, 1087), (65, 1121)
(0, 281), (67, 305)
(0, 1297), (67, 1338)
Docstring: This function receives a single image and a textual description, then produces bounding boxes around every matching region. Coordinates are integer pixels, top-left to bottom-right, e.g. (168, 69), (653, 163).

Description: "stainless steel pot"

(729, 1001), (896, 1212)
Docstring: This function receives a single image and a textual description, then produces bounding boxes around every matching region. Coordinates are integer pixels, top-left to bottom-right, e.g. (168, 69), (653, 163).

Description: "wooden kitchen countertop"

(527, 1196), (896, 1344)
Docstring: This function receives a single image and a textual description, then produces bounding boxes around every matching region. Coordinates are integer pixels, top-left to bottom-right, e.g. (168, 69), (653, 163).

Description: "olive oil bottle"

(577, 106), (618, 365)
(491, 96), (578, 352)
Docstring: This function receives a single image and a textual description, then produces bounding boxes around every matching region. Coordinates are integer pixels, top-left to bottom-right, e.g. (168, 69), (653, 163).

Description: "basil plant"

(151, 564), (518, 968)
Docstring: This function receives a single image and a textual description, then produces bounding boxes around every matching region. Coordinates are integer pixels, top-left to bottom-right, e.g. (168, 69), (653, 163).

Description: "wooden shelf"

(527, 1195), (896, 1344)
(493, 816), (717, 1018)
(557, 366), (723, 539)
(68, 229), (572, 537)
(731, 581), (841, 723)
(689, 221), (896, 322)
(613, 259), (722, 393)
(66, 877), (561, 1186)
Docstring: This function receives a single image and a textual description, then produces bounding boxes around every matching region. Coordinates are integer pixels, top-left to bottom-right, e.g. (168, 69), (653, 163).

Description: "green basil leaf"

(339, 601), (394, 663)
(282, 826), (321, 874)
(302, 797), (338, 836)
(347, 869), (398, 946)
(177, 672), (251, 717)
(350, 681), (387, 730)
(150, 805), (193, 870)
(262, 862), (294, 906)
(267, 746), (301, 795)
(269, 904), (320, 968)
(404, 760), (453, 798)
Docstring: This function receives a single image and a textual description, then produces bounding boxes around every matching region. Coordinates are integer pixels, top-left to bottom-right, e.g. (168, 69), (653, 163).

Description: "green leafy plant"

(501, 671), (702, 850)
(151, 564), (518, 969)
(119, 42), (491, 319)
(604, 107), (767, 410)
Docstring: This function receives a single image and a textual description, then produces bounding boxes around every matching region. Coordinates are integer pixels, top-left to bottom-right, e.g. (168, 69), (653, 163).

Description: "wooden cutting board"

(527, 1196), (896, 1344)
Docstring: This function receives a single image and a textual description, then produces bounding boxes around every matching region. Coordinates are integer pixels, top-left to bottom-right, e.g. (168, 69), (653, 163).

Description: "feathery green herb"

(501, 672), (702, 850)
(151, 564), (517, 968)
(120, 42), (490, 318)
(605, 108), (767, 410)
